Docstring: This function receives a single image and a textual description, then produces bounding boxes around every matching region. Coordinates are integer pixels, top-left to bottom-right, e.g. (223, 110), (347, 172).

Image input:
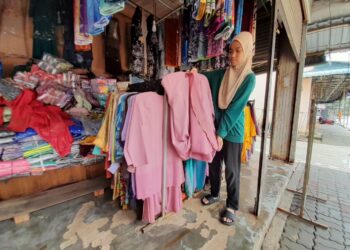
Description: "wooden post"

(254, 0), (278, 216)
(300, 97), (316, 216)
(289, 22), (307, 162)
(14, 214), (30, 224)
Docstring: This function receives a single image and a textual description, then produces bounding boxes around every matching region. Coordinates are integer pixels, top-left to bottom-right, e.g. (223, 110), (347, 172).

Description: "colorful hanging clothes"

(184, 159), (208, 198)
(62, 0), (93, 69)
(74, 0), (93, 46)
(114, 93), (135, 162)
(124, 92), (184, 223)
(241, 105), (257, 163)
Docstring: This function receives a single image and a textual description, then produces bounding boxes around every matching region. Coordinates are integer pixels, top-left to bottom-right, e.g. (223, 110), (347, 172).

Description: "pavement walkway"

(276, 124), (350, 250)
(278, 165), (350, 250)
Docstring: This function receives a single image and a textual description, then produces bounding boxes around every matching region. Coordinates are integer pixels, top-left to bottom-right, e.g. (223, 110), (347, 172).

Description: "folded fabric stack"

(0, 120), (104, 180)
(0, 159), (31, 180)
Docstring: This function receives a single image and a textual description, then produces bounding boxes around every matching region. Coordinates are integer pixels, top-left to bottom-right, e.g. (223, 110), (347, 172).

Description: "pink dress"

(162, 72), (218, 163)
(124, 92), (184, 223)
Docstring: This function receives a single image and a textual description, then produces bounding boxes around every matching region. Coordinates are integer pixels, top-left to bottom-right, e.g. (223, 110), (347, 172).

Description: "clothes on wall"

(29, 0), (62, 59)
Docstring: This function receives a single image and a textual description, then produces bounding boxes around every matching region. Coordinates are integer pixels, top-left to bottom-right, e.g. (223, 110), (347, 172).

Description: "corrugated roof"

(306, 0), (350, 54)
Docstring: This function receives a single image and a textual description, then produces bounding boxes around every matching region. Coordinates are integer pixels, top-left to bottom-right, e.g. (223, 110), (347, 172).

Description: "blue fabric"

(87, 0), (111, 36)
(185, 159), (207, 198)
(115, 93), (133, 161)
(15, 128), (37, 142)
(235, 0), (244, 35)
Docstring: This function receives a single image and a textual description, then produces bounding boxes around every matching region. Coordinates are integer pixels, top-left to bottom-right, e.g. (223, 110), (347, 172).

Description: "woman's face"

(229, 41), (244, 67)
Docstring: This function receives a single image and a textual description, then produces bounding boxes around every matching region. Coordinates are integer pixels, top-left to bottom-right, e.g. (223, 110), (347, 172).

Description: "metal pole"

(346, 93), (350, 129)
(162, 95), (168, 217)
(300, 96), (316, 217)
(338, 96), (342, 125)
(254, 0), (278, 216)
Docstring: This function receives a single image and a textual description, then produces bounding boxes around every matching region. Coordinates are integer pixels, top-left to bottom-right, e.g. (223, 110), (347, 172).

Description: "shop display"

(0, 0), (259, 228)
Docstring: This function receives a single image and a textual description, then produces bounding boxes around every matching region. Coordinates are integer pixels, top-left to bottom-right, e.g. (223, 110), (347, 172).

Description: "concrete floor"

(0, 152), (293, 250)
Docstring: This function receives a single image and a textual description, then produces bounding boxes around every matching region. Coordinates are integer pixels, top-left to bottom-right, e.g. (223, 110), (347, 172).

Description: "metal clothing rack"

(127, 0), (186, 24)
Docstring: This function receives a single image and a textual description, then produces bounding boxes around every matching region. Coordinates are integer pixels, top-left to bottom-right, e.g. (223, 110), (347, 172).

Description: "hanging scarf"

(218, 31), (253, 109)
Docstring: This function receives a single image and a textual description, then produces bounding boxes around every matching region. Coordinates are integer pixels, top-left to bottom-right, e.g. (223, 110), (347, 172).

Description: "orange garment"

(241, 106), (257, 163)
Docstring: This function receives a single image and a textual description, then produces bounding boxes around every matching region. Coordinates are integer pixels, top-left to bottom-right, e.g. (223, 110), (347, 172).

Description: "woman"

(201, 31), (256, 226)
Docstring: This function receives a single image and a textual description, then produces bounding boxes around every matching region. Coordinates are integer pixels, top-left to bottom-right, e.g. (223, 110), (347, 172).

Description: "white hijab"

(218, 32), (254, 109)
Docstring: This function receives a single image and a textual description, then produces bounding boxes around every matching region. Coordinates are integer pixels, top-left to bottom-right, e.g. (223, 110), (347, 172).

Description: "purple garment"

(80, 0), (88, 33)
(131, 173), (136, 198)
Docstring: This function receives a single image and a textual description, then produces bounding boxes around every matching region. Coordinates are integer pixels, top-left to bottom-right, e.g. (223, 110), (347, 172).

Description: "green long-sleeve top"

(203, 69), (256, 143)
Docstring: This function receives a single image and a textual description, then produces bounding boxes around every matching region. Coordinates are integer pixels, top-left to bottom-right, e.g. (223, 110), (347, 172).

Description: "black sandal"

(220, 209), (236, 226)
(201, 194), (219, 206)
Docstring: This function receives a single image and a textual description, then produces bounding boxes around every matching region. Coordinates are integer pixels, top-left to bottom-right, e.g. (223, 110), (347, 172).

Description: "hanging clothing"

(87, 0), (111, 36)
(184, 159), (207, 198)
(105, 19), (123, 75)
(115, 93), (135, 162)
(124, 92), (184, 223)
(188, 6), (200, 63)
(74, 0), (93, 46)
(146, 15), (159, 79)
(242, 0), (254, 33)
(181, 7), (191, 66)
(62, 0), (93, 69)
(29, 0), (61, 59)
(234, 0), (244, 36)
(131, 7), (144, 75)
(241, 106), (257, 163)
(162, 72), (218, 162)
(99, 0), (125, 16)
(164, 19), (180, 67)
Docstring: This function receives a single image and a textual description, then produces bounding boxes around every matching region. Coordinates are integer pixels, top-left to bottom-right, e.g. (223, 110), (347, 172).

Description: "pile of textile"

(0, 55), (119, 180)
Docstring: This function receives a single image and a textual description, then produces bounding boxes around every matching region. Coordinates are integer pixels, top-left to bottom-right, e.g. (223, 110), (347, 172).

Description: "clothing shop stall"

(0, 0), (260, 225)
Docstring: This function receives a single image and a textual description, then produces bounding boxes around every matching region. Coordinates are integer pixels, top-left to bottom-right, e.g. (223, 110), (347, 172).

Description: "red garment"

(0, 90), (73, 156)
(165, 19), (180, 67)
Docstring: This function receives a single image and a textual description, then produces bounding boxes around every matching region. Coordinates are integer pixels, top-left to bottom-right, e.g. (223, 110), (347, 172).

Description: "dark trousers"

(209, 141), (242, 210)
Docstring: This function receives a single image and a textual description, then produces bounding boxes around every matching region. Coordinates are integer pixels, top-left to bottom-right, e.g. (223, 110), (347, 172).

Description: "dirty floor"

(0, 156), (293, 250)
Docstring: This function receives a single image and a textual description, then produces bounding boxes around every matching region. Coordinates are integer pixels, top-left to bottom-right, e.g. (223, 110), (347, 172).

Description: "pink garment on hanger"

(162, 72), (218, 163)
(124, 92), (184, 223)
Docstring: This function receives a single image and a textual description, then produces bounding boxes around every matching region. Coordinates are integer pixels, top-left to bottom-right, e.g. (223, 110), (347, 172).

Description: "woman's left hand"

(216, 135), (223, 151)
